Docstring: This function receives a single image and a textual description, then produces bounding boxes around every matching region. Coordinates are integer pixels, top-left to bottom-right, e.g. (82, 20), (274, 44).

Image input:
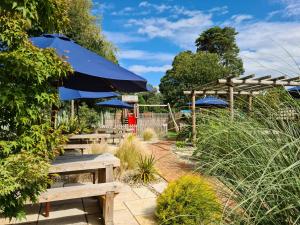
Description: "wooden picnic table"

(69, 133), (111, 141)
(41, 153), (121, 224)
(96, 127), (133, 134)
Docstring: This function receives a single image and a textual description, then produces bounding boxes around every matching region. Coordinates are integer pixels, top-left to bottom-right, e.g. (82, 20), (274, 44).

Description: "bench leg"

(45, 202), (50, 217)
(103, 192), (114, 225)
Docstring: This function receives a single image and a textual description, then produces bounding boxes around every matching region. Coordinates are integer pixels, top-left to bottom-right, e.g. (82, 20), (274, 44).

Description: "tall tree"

(195, 26), (244, 76)
(159, 51), (228, 106)
(63, 0), (117, 63)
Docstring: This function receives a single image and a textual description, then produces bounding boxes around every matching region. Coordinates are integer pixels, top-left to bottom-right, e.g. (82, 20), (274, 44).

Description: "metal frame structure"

(184, 74), (300, 143)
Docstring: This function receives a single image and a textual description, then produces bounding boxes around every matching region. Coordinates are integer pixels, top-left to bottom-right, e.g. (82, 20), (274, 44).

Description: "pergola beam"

(218, 78), (300, 86)
(183, 90), (260, 95)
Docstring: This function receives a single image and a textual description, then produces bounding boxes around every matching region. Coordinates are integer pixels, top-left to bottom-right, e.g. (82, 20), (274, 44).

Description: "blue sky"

(92, 0), (300, 87)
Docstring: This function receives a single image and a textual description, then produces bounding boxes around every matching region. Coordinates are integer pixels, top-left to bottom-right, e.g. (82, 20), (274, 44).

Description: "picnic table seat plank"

(37, 182), (121, 203)
(69, 133), (110, 140)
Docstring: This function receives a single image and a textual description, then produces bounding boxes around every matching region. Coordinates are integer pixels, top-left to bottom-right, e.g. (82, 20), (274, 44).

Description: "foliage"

(115, 135), (142, 171)
(63, 0), (117, 63)
(195, 26), (244, 76)
(143, 128), (156, 141)
(78, 103), (102, 132)
(175, 141), (187, 148)
(133, 154), (157, 184)
(0, 11), (71, 218)
(195, 95), (300, 224)
(156, 175), (221, 225)
(159, 51), (228, 106)
(0, 0), (70, 35)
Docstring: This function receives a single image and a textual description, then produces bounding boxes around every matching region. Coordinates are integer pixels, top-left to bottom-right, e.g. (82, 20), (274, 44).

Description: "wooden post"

(229, 86), (234, 120)
(192, 91), (196, 145)
(248, 95), (253, 114)
(104, 191), (114, 225)
(71, 100), (75, 120)
(167, 103), (179, 132)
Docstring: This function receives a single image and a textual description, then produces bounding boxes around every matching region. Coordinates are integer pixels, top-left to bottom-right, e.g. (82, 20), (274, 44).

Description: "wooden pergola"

(184, 74), (300, 143)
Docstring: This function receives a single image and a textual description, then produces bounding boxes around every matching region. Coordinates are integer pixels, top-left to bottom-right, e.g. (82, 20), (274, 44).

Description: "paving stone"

(124, 198), (156, 216)
(118, 184), (132, 193)
(135, 214), (157, 225)
(150, 181), (168, 194)
(114, 190), (139, 202)
(114, 200), (127, 211)
(4, 204), (40, 224)
(37, 214), (87, 225)
(132, 187), (156, 199)
(87, 213), (103, 225)
(113, 209), (139, 225)
(38, 199), (85, 221)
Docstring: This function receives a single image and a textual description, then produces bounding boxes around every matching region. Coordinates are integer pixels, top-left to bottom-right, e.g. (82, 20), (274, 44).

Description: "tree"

(159, 51), (228, 106)
(195, 26), (244, 76)
(0, 3), (71, 219)
(63, 0), (117, 63)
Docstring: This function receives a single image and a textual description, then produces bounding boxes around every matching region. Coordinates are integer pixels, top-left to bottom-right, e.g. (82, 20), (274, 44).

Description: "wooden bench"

(37, 182), (121, 225)
(69, 133), (111, 144)
(63, 144), (92, 155)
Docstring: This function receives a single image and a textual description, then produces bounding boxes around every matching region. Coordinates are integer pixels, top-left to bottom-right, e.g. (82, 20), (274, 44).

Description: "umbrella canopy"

(30, 34), (148, 92)
(288, 86), (300, 98)
(188, 96), (229, 108)
(59, 87), (119, 101)
(96, 99), (133, 109)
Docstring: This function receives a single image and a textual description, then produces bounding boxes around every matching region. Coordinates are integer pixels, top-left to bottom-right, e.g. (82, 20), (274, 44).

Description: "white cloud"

(138, 1), (171, 13)
(103, 31), (147, 44)
(231, 14), (253, 24)
(128, 65), (172, 74)
(281, 0), (300, 17)
(236, 22), (300, 76)
(208, 6), (229, 15)
(118, 50), (175, 62)
(127, 13), (213, 49)
(111, 7), (134, 16)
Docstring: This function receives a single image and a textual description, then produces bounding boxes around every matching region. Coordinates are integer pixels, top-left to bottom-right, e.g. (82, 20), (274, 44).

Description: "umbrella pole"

(71, 100), (75, 120)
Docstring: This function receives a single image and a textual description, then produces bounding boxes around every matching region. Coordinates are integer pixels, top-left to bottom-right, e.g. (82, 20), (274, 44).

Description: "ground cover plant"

(156, 175), (221, 225)
(194, 91), (300, 224)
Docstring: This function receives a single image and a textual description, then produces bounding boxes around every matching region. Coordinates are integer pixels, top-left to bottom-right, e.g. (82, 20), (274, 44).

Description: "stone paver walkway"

(1, 182), (168, 225)
(145, 141), (194, 182)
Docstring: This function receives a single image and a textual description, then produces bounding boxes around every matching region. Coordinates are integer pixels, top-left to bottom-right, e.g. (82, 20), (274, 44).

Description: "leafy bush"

(196, 93), (300, 224)
(175, 141), (187, 148)
(115, 135), (143, 171)
(143, 128), (156, 141)
(133, 154), (157, 183)
(156, 175), (221, 225)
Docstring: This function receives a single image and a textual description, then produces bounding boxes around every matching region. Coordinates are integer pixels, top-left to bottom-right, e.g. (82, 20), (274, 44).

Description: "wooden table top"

(49, 153), (120, 174)
(69, 133), (111, 140)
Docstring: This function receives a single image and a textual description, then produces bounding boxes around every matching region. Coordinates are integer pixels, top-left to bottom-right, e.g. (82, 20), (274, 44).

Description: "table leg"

(45, 202), (50, 217)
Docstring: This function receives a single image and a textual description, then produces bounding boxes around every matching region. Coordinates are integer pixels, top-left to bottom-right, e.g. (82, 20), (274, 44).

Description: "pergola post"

(191, 91), (196, 145)
(228, 86), (234, 120)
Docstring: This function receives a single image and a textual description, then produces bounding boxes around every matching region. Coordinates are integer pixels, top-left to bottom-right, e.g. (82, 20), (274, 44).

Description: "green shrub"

(143, 128), (156, 141)
(156, 175), (221, 225)
(133, 154), (157, 183)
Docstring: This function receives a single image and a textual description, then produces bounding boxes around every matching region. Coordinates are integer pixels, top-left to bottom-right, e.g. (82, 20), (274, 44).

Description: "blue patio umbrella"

(188, 96), (229, 108)
(59, 87), (119, 101)
(288, 86), (300, 98)
(96, 99), (133, 109)
(30, 34), (148, 92)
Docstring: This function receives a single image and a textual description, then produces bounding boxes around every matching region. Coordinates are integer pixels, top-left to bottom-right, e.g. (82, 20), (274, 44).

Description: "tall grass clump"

(115, 134), (143, 171)
(143, 128), (156, 141)
(133, 154), (157, 183)
(194, 89), (300, 224)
